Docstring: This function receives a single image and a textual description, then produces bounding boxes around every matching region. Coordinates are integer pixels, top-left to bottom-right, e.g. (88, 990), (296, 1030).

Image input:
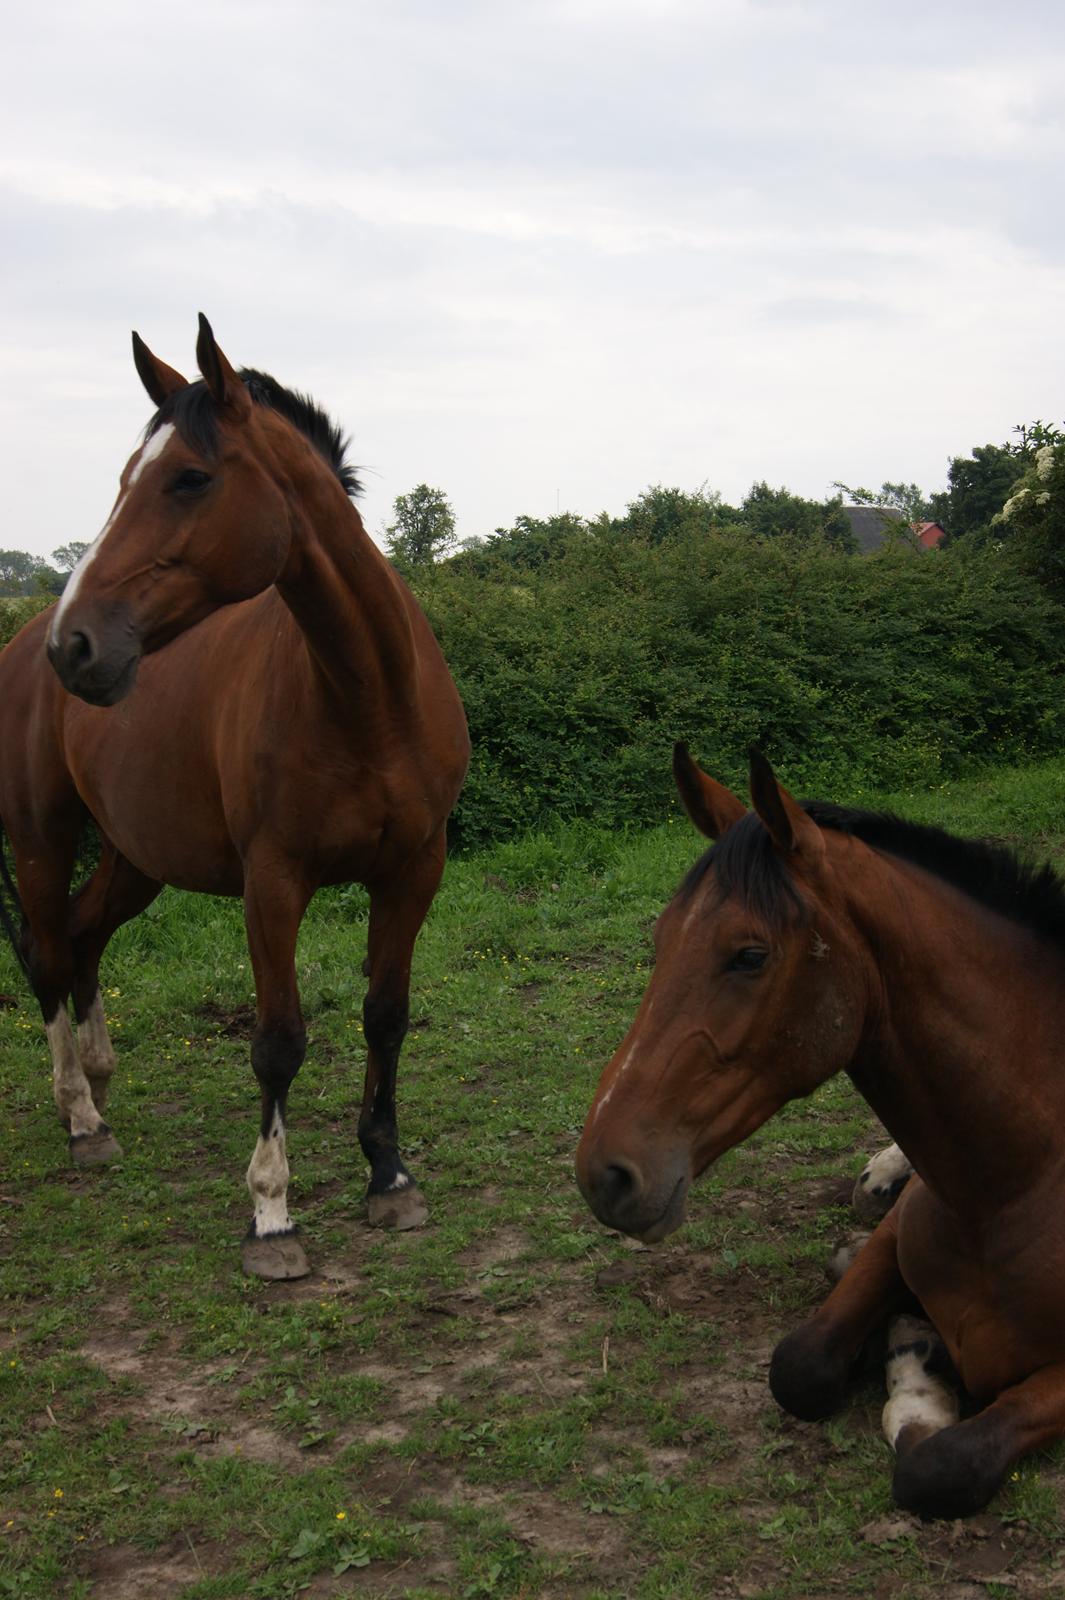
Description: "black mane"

(147, 368), (361, 497)
(683, 801), (1065, 950)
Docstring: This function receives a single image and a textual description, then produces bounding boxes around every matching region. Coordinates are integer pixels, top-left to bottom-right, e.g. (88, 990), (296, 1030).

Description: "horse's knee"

(769, 1320), (852, 1421)
(892, 1417), (1013, 1519)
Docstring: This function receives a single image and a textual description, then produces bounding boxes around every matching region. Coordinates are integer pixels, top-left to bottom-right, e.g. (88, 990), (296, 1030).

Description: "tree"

(0, 549), (46, 596)
(990, 437), (1065, 596)
(52, 541), (90, 572)
(384, 485), (456, 571)
(742, 482), (855, 550)
(615, 484), (723, 545)
(927, 425), (1064, 545)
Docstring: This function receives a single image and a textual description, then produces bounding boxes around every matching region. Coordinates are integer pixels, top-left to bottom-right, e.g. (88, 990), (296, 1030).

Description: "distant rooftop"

(844, 504), (903, 555)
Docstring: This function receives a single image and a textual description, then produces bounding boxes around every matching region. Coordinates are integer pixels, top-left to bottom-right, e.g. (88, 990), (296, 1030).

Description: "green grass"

(3, 756), (1065, 1597)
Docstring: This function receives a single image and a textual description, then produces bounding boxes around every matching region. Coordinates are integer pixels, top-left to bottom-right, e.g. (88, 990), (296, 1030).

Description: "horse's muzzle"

(47, 617), (142, 706)
(575, 1145), (690, 1242)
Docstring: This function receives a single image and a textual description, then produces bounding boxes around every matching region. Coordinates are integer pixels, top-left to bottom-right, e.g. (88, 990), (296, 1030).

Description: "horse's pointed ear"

(131, 332), (189, 408)
(195, 313), (251, 418)
(748, 748), (825, 864)
(673, 744), (747, 839)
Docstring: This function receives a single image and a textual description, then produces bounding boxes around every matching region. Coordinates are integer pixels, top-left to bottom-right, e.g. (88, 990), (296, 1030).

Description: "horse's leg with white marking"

(15, 826), (122, 1165)
(892, 1361), (1065, 1518)
(771, 1209), (911, 1420)
(69, 844), (162, 1115)
(359, 834), (446, 1230)
(883, 1313), (960, 1460)
(241, 866), (312, 1280)
(853, 1142), (914, 1221)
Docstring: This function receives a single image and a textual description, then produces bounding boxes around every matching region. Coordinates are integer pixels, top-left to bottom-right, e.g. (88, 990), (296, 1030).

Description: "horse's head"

(47, 316), (294, 705)
(575, 748), (870, 1242)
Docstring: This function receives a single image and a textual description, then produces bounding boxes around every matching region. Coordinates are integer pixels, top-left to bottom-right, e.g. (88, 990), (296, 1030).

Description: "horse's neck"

(848, 858), (1065, 1210)
(275, 472), (419, 712)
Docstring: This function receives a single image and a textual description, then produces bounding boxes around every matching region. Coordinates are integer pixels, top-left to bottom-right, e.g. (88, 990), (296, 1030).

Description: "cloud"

(3, 0), (1065, 556)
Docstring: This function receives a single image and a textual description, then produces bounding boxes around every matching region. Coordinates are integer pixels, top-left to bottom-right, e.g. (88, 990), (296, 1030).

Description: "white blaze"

(51, 424), (176, 641)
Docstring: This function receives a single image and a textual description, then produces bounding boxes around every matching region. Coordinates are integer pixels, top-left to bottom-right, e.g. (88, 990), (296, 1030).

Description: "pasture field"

(3, 758), (1065, 1599)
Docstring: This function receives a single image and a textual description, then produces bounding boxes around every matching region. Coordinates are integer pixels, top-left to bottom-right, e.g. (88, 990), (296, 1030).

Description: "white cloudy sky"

(3, 0), (1064, 559)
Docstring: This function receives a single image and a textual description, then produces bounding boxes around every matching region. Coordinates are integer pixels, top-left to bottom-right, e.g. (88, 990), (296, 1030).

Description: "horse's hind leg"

(69, 841), (162, 1113)
(892, 1361), (1065, 1518)
(853, 1141), (914, 1222)
(11, 821), (121, 1165)
(883, 1312), (960, 1455)
(359, 833), (446, 1231)
(770, 1208), (912, 1420)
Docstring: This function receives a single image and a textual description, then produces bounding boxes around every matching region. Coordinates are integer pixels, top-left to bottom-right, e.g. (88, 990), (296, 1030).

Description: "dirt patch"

(53, 1163), (1065, 1599)
(196, 1000), (257, 1038)
(80, 1535), (229, 1599)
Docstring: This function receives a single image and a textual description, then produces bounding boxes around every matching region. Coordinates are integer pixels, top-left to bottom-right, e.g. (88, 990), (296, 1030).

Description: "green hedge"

(0, 595), (53, 651)
(412, 528), (1065, 848)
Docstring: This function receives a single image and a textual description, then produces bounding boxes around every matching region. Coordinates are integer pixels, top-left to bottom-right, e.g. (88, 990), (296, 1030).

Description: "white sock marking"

(51, 424), (175, 641)
(882, 1314), (959, 1450)
(47, 1011), (105, 1137)
(246, 1107), (293, 1237)
(854, 1142), (914, 1219)
(77, 993), (116, 1110)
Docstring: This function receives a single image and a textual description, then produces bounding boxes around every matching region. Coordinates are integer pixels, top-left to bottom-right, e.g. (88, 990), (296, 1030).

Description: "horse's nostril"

(601, 1159), (642, 1210)
(67, 630), (94, 670)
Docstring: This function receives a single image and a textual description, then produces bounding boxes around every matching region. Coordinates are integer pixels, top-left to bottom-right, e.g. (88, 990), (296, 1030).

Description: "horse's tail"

(0, 825), (30, 981)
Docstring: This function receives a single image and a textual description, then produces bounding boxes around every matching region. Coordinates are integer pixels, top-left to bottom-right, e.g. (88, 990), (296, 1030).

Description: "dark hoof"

(241, 1230), (310, 1280)
(769, 1323), (851, 1421)
(368, 1184), (428, 1231)
(69, 1127), (123, 1167)
(892, 1421), (1011, 1519)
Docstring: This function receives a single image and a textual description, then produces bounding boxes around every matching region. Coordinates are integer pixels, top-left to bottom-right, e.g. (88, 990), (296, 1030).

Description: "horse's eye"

(726, 947), (768, 974)
(170, 469), (212, 494)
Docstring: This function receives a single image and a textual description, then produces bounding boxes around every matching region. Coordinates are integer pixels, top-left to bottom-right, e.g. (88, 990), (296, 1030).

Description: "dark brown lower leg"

(892, 1361), (1065, 1518)
(770, 1211), (911, 1420)
(240, 866), (312, 1279)
(358, 836), (445, 1229)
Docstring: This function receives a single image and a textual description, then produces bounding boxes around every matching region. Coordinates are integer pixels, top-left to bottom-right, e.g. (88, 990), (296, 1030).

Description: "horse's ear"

(131, 332), (188, 407)
(748, 748), (825, 865)
(673, 744), (747, 839)
(195, 313), (251, 418)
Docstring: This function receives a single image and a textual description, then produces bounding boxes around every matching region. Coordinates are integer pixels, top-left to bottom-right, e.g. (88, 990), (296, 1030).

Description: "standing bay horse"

(577, 745), (1065, 1517)
(0, 317), (469, 1279)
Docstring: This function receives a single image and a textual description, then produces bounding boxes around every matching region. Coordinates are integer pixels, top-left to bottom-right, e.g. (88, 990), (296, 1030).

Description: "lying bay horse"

(0, 316), (469, 1279)
(577, 745), (1065, 1518)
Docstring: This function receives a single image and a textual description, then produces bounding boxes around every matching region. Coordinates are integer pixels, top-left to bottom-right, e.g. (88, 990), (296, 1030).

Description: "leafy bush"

(413, 525), (1065, 848)
(0, 595), (53, 651)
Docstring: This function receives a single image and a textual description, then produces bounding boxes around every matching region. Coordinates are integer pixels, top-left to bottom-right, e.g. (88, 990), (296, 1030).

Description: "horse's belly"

(63, 697), (243, 896)
(896, 1180), (1065, 1400)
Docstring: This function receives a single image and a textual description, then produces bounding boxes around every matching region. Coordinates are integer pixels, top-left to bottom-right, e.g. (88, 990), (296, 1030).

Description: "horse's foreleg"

(770, 1210), (911, 1420)
(241, 867), (312, 1280)
(359, 835), (446, 1231)
(892, 1361), (1065, 1518)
